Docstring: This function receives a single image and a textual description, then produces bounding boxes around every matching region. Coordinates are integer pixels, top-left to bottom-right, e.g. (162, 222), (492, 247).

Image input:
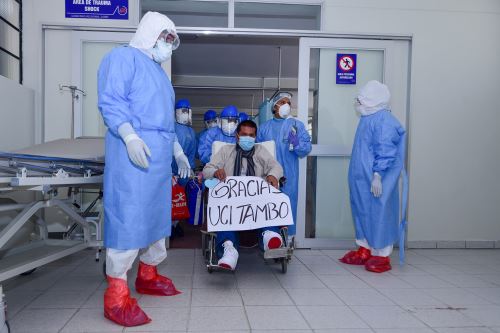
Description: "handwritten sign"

(207, 176), (293, 232)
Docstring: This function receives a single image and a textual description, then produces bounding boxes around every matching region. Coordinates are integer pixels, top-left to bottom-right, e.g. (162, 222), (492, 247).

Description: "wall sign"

(65, 0), (129, 20)
(336, 53), (357, 84)
(206, 176), (293, 232)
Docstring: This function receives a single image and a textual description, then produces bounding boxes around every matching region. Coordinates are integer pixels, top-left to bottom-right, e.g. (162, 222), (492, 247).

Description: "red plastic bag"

(171, 177), (190, 220)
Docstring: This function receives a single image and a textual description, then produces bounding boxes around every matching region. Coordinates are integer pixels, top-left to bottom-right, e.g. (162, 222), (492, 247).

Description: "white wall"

(323, 0), (500, 244)
(22, 0), (140, 143)
(0, 75), (35, 151)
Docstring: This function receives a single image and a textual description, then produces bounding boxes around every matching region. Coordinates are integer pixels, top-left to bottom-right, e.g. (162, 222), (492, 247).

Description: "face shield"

(220, 117), (239, 136)
(205, 118), (219, 129)
(175, 107), (192, 125)
(158, 29), (180, 50)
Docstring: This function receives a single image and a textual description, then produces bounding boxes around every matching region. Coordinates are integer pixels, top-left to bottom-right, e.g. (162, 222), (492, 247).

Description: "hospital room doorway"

(169, 33), (301, 249)
(45, 28), (410, 249)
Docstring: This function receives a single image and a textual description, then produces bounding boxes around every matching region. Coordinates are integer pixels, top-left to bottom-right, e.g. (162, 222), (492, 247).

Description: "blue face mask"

(238, 136), (255, 151)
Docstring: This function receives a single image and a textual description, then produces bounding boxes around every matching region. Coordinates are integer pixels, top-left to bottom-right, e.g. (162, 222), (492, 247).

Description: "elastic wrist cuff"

(123, 133), (140, 145)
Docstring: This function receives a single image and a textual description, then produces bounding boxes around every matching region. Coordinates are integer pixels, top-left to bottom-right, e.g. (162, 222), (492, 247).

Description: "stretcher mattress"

(12, 137), (105, 161)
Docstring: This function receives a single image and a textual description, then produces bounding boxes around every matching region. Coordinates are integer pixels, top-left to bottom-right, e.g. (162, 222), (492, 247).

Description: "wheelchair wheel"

(281, 258), (287, 274)
(207, 266), (213, 274)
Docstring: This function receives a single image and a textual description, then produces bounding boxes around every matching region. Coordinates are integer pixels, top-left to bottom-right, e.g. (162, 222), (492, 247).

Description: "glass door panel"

(297, 38), (409, 248)
(82, 41), (125, 137)
(308, 48), (384, 241)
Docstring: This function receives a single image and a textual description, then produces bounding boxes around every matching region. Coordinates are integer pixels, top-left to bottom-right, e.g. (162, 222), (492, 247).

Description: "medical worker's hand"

(175, 153), (192, 178)
(370, 172), (382, 198)
(118, 122), (151, 169)
(124, 134), (151, 169)
(266, 175), (279, 188)
(214, 169), (227, 181)
(288, 130), (299, 148)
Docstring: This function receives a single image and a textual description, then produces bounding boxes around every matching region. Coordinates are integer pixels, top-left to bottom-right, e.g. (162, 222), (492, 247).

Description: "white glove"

(370, 172), (382, 198)
(173, 141), (192, 178)
(118, 123), (151, 169)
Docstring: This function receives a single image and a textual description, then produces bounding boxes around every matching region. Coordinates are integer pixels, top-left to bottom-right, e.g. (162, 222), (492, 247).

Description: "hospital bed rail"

(0, 138), (104, 283)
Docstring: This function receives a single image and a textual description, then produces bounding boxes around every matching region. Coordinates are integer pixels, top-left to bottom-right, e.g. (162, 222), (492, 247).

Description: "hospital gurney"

(0, 138), (104, 282)
(200, 141), (295, 274)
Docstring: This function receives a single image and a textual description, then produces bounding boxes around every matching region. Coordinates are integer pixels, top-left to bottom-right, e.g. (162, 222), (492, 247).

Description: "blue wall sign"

(336, 53), (357, 84)
(65, 0), (129, 20)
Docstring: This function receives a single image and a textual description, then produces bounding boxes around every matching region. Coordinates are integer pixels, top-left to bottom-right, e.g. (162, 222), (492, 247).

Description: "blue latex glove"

(288, 130), (299, 148)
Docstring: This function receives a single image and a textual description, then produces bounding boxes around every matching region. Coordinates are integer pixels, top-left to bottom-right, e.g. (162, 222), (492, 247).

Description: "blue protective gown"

(98, 46), (175, 250)
(195, 128), (208, 160)
(197, 127), (236, 164)
(257, 117), (312, 235)
(348, 109), (406, 250)
(172, 123), (196, 176)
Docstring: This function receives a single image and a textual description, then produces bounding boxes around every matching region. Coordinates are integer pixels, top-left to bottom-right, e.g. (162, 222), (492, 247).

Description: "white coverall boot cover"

(263, 230), (283, 250)
(218, 240), (239, 270)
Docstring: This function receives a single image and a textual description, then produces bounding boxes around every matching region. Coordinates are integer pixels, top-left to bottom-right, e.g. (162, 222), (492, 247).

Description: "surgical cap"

(271, 92), (292, 109)
(357, 80), (390, 108)
(130, 11), (177, 51)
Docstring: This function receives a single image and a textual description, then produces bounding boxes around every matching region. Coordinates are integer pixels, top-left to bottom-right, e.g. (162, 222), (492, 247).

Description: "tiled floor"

(3, 248), (500, 333)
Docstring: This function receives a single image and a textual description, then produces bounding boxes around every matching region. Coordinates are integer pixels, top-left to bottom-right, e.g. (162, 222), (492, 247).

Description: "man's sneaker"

(263, 230), (283, 251)
(217, 240), (239, 270)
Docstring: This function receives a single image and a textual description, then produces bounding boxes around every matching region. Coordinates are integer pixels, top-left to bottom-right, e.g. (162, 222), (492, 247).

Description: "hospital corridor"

(1, 0), (499, 332)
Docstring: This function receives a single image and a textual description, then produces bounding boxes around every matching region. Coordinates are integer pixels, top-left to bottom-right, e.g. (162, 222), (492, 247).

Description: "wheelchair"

(200, 141), (295, 274)
(201, 224), (295, 274)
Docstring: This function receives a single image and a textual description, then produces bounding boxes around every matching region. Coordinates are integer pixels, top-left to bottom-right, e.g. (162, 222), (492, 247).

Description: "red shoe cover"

(339, 247), (372, 265)
(135, 261), (181, 296)
(365, 256), (392, 273)
(104, 276), (151, 327)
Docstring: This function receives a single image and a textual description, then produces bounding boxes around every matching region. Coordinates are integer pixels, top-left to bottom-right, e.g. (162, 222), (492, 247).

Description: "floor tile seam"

(56, 307), (80, 333)
(320, 277), (359, 307)
(349, 303), (438, 330)
(462, 287), (500, 304)
(379, 287), (449, 307)
(234, 283), (253, 331)
(410, 306), (489, 329)
(457, 306), (500, 327)
(335, 302), (375, 329)
(293, 302), (322, 330)
(7, 290), (45, 321)
(399, 271), (457, 288)
(344, 285), (398, 306)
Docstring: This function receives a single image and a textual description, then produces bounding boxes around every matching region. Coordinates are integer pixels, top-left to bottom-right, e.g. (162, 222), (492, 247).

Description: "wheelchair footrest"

(206, 263), (233, 272)
(264, 247), (292, 259)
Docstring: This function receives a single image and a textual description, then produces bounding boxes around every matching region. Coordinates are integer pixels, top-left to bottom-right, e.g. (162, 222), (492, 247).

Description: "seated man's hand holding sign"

(203, 120), (289, 270)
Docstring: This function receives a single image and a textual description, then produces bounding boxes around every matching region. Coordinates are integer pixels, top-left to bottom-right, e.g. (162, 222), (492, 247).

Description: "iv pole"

(59, 85), (86, 139)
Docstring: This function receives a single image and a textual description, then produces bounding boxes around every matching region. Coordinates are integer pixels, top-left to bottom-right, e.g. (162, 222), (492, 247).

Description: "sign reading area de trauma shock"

(65, 0), (129, 20)
(207, 176), (293, 232)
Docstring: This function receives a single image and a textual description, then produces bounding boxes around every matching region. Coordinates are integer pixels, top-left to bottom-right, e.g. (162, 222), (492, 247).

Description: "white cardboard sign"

(206, 176), (293, 232)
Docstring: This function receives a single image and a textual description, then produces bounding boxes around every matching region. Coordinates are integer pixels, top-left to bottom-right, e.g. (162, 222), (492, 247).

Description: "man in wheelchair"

(202, 120), (285, 270)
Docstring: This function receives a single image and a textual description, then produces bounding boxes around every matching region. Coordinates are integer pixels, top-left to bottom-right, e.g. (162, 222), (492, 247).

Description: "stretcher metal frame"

(0, 146), (104, 283)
